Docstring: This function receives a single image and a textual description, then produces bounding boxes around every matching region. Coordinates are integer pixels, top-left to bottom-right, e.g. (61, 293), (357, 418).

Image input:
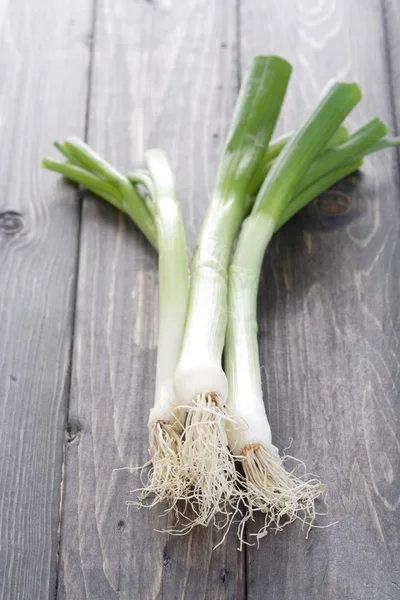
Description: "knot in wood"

(317, 191), (350, 216)
(0, 211), (24, 235)
(66, 420), (81, 443)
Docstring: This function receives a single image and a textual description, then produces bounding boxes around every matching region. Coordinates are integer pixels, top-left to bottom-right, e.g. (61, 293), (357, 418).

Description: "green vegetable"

(42, 139), (158, 248)
(42, 56), (400, 544)
(173, 55), (293, 528)
(225, 81), (362, 540)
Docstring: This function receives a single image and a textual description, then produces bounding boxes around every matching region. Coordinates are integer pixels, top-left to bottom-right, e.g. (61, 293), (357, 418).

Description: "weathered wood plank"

(57, 1), (244, 598)
(0, 1), (93, 599)
(240, 0), (400, 598)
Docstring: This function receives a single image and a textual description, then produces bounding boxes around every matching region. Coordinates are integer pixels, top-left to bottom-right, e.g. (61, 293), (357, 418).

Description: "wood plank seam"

(0, 0), (96, 596)
(54, 0), (99, 598)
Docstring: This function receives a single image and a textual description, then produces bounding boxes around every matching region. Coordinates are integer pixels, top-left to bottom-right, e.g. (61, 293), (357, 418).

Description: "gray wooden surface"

(1, 0), (399, 599)
(0, 0), (93, 598)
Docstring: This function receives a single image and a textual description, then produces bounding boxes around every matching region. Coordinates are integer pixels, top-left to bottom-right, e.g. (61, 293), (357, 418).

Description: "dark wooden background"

(1, 0), (399, 598)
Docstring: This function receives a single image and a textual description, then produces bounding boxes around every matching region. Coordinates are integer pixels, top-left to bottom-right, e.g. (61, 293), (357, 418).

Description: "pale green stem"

(144, 150), (189, 419)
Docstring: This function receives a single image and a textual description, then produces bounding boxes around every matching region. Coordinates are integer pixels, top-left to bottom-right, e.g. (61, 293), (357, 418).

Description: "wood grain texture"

(57, 1), (244, 598)
(0, 0), (93, 599)
(241, 0), (400, 599)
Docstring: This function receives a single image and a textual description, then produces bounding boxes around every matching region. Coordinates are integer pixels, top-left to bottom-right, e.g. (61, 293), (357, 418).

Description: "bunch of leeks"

(42, 54), (400, 545)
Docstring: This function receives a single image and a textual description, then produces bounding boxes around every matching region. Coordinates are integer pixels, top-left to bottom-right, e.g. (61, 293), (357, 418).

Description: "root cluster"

(132, 398), (325, 546)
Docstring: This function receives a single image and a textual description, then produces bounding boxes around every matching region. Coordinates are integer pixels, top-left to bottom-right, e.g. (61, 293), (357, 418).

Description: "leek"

(173, 55), (293, 527)
(131, 150), (189, 508)
(43, 146), (188, 510)
(225, 81), (362, 539)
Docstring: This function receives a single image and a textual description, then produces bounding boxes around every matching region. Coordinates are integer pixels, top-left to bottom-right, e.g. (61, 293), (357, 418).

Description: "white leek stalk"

(173, 56), (293, 527)
(129, 150), (189, 509)
(225, 81), (362, 542)
(43, 142), (189, 508)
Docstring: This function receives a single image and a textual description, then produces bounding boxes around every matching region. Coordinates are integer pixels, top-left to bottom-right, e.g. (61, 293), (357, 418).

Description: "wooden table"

(1, 0), (400, 598)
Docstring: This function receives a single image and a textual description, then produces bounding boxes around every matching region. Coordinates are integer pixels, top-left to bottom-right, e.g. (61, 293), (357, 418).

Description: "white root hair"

(162, 391), (244, 534)
(129, 415), (186, 514)
(237, 442), (325, 545)
(128, 397), (244, 540)
(129, 404), (325, 547)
